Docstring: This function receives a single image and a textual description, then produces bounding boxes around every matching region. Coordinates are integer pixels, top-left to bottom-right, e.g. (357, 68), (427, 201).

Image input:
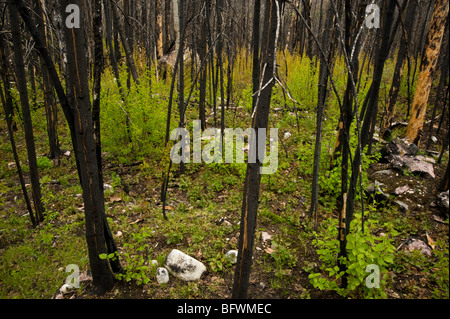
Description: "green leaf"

(99, 253), (108, 260)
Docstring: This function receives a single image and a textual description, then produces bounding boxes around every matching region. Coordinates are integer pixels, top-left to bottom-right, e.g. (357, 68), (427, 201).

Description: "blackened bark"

(217, 0), (226, 154)
(232, 0), (278, 299)
(92, 0), (103, 188)
(440, 160), (449, 192)
(0, 34), (36, 227)
(8, 0), (45, 224)
(198, 1), (208, 131)
(15, 0), (121, 293)
(384, 0), (417, 131)
(61, 0), (115, 292)
(34, 0), (61, 159)
(178, 0), (186, 174)
(346, 0), (398, 239)
(110, 0), (140, 85)
(426, 20), (449, 150)
(251, 0), (261, 112)
(309, 1), (335, 227)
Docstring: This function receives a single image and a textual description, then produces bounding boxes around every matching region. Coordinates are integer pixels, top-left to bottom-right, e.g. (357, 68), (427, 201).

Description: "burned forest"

(0, 0), (449, 304)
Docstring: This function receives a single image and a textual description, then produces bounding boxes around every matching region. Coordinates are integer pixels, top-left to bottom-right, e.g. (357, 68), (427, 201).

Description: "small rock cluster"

(381, 139), (435, 179)
(366, 138), (445, 214)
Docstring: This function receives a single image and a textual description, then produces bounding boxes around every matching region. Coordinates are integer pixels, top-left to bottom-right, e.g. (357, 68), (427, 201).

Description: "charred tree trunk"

(8, 0), (45, 224)
(110, 0), (140, 85)
(383, 0), (417, 130)
(232, 0), (279, 299)
(33, 0), (61, 160)
(92, 0), (104, 190)
(426, 22), (449, 151)
(198, 1), (208, 131)
(61, 0), (117, 292)
(251, 0), (261, 113)
(309, 0), (335, 227)
(15, 0), (122, 293)
(0, 34), (36, 227)
(217, 0), (226, 154)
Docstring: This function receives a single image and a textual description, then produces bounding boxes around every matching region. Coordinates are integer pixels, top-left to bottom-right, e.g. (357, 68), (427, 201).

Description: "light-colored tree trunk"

(405, 0), (449, 144)
(156, 0), (164, 58)
(173, 0), (180, 54)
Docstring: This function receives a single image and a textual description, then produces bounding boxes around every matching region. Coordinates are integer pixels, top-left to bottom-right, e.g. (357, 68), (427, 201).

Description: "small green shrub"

(37, 156), (53, 170)
(308, 214), (397, 298)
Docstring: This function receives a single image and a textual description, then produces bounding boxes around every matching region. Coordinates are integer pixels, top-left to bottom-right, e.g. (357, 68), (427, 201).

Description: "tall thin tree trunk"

(406, 0), (449, 144)
(217, 0), (226, 154)
(251, 0), (261, 113)
(426, 29), (449, 151)
(110, 0), (140, 85)
(156, 0), (164, 59)
(0, 34), (36, 227)
(15, 0), (122, 293)
(198, 1), (208, 131)
(8, 0), (45, 224)
(61, 0), (117, 292)
(232, 0), (279, 299)
(309, 0), (335, 227)
(383, 0), (417, 130)
(92, 0), (104, 191)
(34, 0), (61, 160)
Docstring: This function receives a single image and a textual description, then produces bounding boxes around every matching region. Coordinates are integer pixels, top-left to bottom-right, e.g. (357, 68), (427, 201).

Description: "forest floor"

(1, 102), (448, 300)
(0, 58), (449, 301)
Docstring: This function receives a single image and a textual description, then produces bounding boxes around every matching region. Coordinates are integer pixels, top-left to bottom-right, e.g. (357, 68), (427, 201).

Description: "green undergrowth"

(0, 49), (447, 299)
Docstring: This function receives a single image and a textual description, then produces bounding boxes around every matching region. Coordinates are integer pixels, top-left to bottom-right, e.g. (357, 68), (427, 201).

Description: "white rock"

(225, 250), (238, 264)
(64, 151), (71, 156)
(261, 231), (272, 244)
(284, 132), (291, 139)
(59, 284), (72, 294)
(394, 185), (410, 195)
(116, 231), (123, 237)
(431, 136), (438, 143)
(400, 238), (432, 257)
(156, 267), (169, 284)
(151, 260), (159, 267)
(164, 249), (206, 281)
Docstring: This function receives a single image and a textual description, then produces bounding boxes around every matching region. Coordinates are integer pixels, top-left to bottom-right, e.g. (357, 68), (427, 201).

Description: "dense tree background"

(0, 0), (448, 299)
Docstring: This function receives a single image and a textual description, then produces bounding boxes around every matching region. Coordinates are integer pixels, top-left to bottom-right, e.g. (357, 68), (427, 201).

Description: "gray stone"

(261, 231), (272, 244)
(156, 267), (169, 284)
(393, 200), (409, 213)
(399, 238), (432, 257)
(387, 154), (435, 178)
(407, 143), (419, 156)
(394, 185), (410, 195)
(164, 249), (206, 281)
(373, 169), (393, 176)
